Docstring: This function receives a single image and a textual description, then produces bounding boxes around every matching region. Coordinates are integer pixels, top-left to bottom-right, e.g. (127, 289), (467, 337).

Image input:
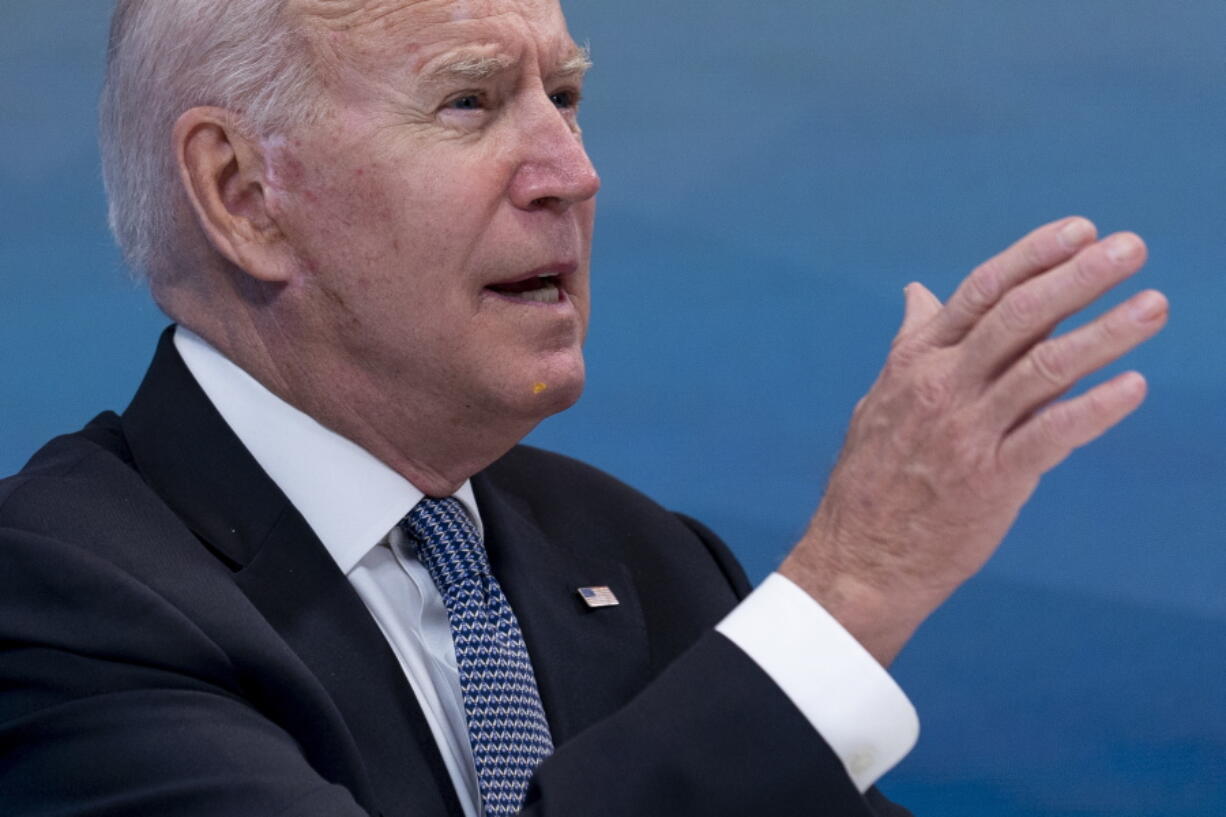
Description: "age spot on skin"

(322, 285), (347, 308)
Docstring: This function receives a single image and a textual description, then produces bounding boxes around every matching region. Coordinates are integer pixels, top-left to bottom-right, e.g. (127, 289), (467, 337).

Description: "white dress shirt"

(174, 326), (918, 811)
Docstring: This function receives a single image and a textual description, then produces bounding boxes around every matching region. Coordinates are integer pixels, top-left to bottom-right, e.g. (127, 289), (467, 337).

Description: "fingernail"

(1120, 371), (1147, 398)
(1105, 234), (1141, 264)
(1058, 218), (1094, 249)
(1130, 291), (1166, 322)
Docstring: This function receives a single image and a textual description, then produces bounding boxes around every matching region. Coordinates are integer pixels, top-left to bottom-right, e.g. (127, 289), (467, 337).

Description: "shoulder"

(480, 444), (700, 543)
(480, 444), (752, 599)
(0, 411), (137, 522)
(0, 408), (228, 585)
(0, 411), (253, 652)
(0, 413), (248, 690)
(0, 411), (194, 549)
(483, 443), (659, 505)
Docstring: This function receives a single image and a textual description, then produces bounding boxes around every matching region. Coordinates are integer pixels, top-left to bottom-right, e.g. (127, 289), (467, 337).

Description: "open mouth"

(485, 272), (565, 304)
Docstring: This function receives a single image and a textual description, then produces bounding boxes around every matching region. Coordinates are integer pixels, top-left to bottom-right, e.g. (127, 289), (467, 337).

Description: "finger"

(986, 289), (1168, 429)
(959, 232), (1148, 383)
(925, 216), (1098, 347)
(896, 282), (943, 338)
(999, 370), (1148, 475)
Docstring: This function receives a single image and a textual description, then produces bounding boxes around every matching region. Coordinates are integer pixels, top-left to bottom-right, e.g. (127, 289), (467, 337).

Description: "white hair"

(99, 0), (322, 284)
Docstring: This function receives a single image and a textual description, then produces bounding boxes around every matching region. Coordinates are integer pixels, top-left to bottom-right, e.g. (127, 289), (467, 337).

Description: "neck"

(165, 288), (540, 498)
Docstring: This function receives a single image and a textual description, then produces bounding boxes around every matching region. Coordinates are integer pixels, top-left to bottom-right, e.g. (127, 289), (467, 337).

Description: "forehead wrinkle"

(295, 2), (459, 96)
(292, 0), (422, 30)
(293, 0), (586, 96)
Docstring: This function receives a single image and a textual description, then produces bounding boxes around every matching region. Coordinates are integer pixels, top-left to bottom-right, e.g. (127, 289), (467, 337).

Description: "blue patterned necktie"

(399, 497), (553, 817)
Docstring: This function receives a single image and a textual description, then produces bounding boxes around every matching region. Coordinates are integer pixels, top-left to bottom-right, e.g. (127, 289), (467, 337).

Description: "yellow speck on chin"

(532, 382), (548, 395)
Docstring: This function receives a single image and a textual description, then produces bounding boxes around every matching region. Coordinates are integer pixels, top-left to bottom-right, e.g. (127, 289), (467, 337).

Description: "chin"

(538, 376), (585, 417)
(516, 353), (586, 420)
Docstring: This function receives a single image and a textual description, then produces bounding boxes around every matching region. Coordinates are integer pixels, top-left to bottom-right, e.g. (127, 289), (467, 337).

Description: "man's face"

(266, 0), (599, 428)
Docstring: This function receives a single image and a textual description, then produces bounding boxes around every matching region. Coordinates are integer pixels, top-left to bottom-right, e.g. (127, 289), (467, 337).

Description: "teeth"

(514, 279), (560, 303)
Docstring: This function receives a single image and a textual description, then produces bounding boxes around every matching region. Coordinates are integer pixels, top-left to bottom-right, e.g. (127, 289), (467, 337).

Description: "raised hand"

(780, 217), (1168, 664)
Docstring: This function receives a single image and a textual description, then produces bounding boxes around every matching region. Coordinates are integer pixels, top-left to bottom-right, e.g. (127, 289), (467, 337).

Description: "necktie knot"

(400, 496), (490, 586)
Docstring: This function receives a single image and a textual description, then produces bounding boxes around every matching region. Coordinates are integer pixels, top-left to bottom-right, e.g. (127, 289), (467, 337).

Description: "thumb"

(897, 282), (943, 338)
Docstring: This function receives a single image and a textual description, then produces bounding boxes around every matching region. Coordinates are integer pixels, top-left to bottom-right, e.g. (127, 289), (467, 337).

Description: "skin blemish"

(261, 134), (310, 194)
(532, 382), (548, 395)
(321, 281), (349, 310)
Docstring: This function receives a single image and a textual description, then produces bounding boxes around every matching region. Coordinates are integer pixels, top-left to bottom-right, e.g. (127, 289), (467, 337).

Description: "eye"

(549, 88), (582, 110)
(445, 93), (485, 111)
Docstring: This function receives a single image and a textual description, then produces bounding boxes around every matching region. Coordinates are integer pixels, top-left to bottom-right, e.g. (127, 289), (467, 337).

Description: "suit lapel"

(473, 472), (651, 746)
(233, 509), (463, 817)
(121, 328), (463, 817)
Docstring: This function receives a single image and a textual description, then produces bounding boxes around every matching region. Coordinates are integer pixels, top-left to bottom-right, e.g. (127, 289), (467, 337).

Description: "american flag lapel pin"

(577, 586), (620, 608)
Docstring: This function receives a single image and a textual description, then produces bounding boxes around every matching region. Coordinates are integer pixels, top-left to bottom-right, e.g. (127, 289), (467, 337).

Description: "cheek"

(354, 156), (494, 252)
(277, 165), (403, 270)
(275, 134), (513, 295)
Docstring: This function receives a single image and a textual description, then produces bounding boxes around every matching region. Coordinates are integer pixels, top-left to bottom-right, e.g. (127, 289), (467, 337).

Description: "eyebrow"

(419, 44), (592, 88)
(556, 45), (593, 78)
(425, 53), (514, 84)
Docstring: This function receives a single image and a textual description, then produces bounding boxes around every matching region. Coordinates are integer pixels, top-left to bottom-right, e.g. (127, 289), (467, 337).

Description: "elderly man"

(0, 0), (1167, 815)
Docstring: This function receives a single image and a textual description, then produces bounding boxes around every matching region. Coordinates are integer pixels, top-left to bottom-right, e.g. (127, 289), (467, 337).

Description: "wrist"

(779, 534), (945, 667)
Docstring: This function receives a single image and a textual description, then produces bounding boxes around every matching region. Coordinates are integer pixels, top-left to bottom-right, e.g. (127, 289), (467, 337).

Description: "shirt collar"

(173, 326), (483, 574)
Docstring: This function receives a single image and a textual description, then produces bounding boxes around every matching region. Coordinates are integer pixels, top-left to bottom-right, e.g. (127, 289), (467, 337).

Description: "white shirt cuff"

(715, 572), (919, 792)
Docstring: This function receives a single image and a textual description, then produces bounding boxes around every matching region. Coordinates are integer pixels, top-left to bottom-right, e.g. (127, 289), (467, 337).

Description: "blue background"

(2, 1), (1223, 813)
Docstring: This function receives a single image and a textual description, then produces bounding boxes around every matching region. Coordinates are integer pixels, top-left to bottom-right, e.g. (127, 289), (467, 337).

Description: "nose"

(507, 95), (601, 213)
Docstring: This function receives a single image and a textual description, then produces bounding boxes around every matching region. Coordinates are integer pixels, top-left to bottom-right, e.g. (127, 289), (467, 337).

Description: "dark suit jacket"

(0, 330), (907, 816)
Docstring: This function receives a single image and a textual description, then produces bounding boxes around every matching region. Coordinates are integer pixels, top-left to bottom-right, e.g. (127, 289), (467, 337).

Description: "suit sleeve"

(525, 631), (893, 816)
(677, 512), (915, 815)
(518, 515), (911, 817)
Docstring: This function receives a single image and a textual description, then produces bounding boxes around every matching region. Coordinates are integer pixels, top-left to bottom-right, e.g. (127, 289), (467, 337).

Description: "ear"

(173, 107), (293, 283)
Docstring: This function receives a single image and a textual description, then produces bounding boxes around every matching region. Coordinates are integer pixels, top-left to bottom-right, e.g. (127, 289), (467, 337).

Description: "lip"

(482, 262), (578, 307)
(485, 262), (578, 288)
